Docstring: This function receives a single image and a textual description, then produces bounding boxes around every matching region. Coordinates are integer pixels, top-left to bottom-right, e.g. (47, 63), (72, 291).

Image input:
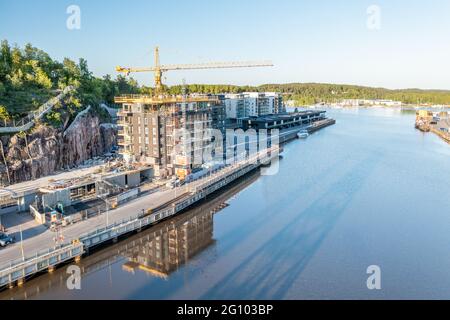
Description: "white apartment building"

(224, 94), (246, 119)
(225, 92), (284, 119)
(265, 92), (284, 114)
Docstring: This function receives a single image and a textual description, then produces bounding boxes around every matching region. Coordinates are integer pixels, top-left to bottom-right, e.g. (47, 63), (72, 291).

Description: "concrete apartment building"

(224, 94), (246, 119)
(115, 94), (226, 179)
(266, 92), (285, 114)
(225, 92), (284, 119)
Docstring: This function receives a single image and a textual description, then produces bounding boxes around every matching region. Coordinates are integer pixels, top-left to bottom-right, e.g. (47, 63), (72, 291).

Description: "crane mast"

(116, 47), (273, 93)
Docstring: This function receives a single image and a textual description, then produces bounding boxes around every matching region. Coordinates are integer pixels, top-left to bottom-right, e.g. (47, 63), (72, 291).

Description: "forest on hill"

(2, 40), (450, 125)
(163, 83), (450, 106)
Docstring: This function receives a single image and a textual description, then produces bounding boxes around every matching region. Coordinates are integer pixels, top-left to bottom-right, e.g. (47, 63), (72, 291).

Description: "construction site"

(0, 46), (336, 290)
(0, 47), (272, 226)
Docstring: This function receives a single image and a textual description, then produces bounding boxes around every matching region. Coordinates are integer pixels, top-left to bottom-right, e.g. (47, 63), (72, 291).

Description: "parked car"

(165, 177), (180, 189)
(0, 232), (14, 247)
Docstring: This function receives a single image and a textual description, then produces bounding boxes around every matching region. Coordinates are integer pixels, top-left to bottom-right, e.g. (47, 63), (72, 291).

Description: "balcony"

(117, 121), (132, 128)
(117, 137), (132, 146)
(117, 110), (134, 117)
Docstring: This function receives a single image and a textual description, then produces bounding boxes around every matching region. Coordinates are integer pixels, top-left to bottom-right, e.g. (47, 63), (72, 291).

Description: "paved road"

(0, 185), (185, 267)
(0, 165), (106, 198)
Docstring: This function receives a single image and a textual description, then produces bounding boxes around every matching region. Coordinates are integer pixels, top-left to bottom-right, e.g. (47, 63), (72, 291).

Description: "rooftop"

(242, 110), (326, 123)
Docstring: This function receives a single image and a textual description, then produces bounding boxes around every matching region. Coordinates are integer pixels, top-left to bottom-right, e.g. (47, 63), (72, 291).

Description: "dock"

(415, 110), (450, 144)
(307, 118), (336, 134)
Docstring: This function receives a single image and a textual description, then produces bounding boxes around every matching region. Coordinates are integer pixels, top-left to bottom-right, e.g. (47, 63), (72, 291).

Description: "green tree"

(0, 105), (10, 124)
(0, 40), (12, 80)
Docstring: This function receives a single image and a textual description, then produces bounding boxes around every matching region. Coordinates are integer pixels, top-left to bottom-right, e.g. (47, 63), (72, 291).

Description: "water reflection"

(121, 205), (216, 278)
(201, 154), (380, 299)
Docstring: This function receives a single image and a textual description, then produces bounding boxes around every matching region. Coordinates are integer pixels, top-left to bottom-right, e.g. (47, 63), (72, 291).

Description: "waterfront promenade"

(0, 146), (278, 274)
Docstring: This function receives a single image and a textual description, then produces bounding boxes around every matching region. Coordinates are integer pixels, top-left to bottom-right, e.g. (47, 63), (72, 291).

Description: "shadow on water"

(215, 151), (343, 257)
(201, 153), (381, 299)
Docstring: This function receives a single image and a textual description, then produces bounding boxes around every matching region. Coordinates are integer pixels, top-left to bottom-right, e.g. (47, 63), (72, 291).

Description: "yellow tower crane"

(116, 47), (273, 93)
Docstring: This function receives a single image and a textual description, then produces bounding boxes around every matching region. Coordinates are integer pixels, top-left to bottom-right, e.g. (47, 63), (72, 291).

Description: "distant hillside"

(163, 83), (450, 106)
(259, 83), (450, 105)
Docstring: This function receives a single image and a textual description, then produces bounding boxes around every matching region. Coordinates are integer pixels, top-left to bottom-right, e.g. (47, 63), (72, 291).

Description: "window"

(152, 117), (157, 125)
(145, 127), (149, 135)
(145, 118), (148, 125)
(145, 137), (149, 144)
(152, 128), (157, 135)
(153, 137), (157, 145)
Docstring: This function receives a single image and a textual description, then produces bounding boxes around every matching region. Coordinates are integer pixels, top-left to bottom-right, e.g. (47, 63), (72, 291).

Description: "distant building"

(265, 92), (285, 114)
(224, 92), (285, 119)
(224, 93), (245, 119)
(339, 99), (402, 107)
(241, 110), (326, 131)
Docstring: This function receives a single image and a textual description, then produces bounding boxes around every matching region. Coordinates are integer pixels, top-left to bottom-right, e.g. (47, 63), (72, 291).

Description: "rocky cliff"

(0, 108), (117, 185)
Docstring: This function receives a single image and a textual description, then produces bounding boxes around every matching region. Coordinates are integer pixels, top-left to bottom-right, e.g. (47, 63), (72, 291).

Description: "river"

(2, 107), (450, 300)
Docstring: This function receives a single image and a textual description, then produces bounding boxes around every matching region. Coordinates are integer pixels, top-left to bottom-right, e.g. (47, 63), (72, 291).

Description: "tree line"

(171, 83), (450, 106)
(1, 41), (449, 127)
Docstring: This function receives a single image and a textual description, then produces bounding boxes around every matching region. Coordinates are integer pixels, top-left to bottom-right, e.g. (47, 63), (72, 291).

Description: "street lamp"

(96, 180), (112, 227)
(19, 224), (25, 261)
(97, 195), (110, 227)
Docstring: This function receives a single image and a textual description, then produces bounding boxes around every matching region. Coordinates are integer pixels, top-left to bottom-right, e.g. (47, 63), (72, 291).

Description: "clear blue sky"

(1, 0), (449, 89)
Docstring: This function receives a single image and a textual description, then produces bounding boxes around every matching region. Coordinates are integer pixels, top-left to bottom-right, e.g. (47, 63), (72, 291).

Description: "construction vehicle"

(116, 46), (273, 93)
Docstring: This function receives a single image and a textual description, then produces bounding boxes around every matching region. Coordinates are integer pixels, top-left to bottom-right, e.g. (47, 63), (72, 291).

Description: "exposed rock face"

(0, 109), (117, 185)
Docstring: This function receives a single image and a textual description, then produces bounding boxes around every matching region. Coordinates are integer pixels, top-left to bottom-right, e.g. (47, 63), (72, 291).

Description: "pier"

(415, 110), (450, 144)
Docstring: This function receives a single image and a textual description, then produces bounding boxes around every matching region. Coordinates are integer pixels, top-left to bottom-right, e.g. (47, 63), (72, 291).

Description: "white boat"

(297, 130), (309, 139)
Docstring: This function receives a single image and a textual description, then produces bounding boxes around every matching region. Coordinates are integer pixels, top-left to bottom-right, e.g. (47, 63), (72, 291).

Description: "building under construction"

(114, 47), (272, 179)
(115, 94), (226, 179)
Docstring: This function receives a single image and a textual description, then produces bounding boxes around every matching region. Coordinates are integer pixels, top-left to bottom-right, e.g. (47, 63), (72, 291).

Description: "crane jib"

(115, 46), (273, 92)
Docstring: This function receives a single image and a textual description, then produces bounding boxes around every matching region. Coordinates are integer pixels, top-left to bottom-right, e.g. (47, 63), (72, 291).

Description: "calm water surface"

(2, 107), (450, 300)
